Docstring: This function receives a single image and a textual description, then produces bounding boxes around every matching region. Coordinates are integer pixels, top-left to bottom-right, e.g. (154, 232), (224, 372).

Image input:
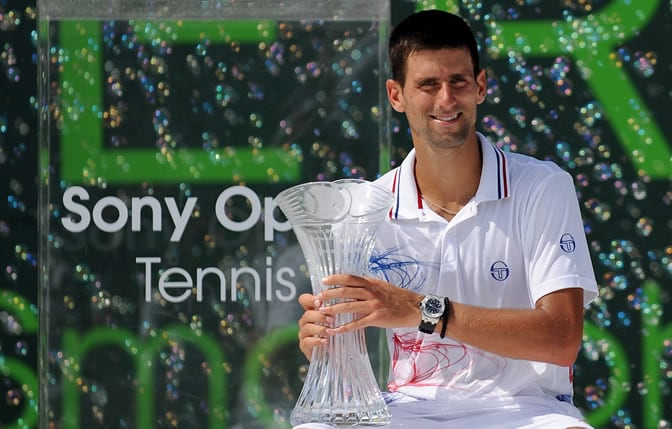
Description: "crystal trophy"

(276, 179), (393, 426)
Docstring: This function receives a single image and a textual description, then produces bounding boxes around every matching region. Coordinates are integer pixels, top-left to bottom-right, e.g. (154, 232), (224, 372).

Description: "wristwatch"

(418, 294), (446, 334)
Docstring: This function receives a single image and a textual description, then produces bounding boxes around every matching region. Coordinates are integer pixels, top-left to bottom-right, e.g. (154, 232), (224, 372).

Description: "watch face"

(424, 297), (444, 317)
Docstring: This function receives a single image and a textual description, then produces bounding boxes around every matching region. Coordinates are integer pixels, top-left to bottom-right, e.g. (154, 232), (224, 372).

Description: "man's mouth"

(431, 113), (460, 123)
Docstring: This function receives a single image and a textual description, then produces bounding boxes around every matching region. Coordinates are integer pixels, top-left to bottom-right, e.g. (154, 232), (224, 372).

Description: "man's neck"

(413, 135), (483, 207)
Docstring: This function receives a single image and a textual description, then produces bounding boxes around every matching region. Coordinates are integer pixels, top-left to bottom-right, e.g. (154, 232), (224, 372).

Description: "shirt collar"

(388, 132), (511, 220)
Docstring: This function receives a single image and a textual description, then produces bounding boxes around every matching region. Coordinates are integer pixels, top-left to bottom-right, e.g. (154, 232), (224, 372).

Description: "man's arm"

(443, 287), (584, 366)
(314, 274), (585, 367)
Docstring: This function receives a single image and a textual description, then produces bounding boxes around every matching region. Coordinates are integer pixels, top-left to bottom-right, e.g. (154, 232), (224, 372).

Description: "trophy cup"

(276, 179), (393, 426)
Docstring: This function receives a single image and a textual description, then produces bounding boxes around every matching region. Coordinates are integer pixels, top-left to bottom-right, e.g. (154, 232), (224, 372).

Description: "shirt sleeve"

(522, 169), (598, 306)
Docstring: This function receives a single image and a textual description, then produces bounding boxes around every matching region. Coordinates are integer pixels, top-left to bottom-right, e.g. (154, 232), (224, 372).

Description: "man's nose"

(436, 83), (455, 106)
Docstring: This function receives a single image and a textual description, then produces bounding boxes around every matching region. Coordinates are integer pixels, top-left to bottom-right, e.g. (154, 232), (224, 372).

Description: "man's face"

(386, 48), (486, 151)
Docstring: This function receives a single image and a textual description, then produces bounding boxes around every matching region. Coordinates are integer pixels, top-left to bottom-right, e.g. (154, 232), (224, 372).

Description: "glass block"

(37, 1), (390, 428)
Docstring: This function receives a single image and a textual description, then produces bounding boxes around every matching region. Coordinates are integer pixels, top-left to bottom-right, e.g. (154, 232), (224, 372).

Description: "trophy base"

(290, 408), (392, 427)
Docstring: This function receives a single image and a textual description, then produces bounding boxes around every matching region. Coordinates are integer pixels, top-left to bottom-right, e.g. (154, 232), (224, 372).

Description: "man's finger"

(325, 316), (367, 335)
(321, 274), (368, 286)
(298, 310), (332, 329)
(318, 299), (368, 316)
(298, 293), (319, 310)
(318, 286), (372, 303)
(298, 322), (329, 340)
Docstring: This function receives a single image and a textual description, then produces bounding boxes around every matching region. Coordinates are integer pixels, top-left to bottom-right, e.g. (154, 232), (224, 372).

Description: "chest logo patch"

(490, 261), (510, 281)
(560, 233), (576, 253)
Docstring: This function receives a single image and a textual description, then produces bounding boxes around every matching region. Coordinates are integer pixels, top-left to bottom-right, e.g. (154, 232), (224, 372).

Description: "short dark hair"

(388, 10), (481, 84)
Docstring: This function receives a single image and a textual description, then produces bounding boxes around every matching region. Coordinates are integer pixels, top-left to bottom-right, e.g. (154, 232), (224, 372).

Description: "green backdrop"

(0, 0), (670, 428)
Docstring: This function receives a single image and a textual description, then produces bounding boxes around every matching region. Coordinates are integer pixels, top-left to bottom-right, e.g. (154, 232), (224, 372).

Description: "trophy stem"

(290, 310), (390, 426)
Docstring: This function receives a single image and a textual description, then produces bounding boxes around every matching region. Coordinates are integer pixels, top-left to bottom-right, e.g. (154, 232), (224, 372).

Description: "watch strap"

(419, 319), (436, 334)
(439, 297), (451, 339)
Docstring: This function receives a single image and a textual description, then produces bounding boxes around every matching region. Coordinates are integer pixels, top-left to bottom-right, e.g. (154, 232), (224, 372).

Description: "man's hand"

(296, 274), (423, 360)
(297, 293), (330, 360)
(316, 274), (423, 333)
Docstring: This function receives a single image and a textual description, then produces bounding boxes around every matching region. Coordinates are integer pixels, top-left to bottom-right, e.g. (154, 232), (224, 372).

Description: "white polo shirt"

(371, 133), (598, 412)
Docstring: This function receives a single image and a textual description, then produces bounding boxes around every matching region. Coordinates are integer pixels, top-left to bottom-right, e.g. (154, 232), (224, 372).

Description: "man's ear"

(476, 69), (487, 105)
(386, 79), (405, 113)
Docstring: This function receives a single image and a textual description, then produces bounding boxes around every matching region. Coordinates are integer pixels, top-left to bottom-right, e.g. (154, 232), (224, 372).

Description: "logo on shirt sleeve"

(490, 261), (510, 281)
(559, 233), (576, 253)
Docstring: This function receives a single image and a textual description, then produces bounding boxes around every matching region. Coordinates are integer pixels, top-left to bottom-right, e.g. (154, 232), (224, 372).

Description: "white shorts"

(292, 394), (593, 429)
(293, 412), (592, 429)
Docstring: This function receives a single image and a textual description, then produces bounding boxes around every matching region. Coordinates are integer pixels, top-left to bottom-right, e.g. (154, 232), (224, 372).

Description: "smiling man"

(293, 10), (598, 429)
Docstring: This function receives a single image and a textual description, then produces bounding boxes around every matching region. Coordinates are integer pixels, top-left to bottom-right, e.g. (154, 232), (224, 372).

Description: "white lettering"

(61, 185), (300, 241)
(274, 267), (296, 302)
(62, 186), (198, 242)
(137, 256), (298, 303)
(158, 267), (193, 303)
(231, 266), (261, 301)
(92, 196), (128, 232)
(265, 256), (273, 301)
(165, 197), (197, 242)
(264, 196), (292, 242)
(136, 256), (161, 302)
(215, 186), (261, 232)
(195, 267), (227, 302)
(61, 186), (91, 232)
(131, 197), (162, 232)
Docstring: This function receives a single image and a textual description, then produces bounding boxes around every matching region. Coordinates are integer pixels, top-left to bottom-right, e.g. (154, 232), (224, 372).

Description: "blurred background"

(0, 0), (670, 428)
